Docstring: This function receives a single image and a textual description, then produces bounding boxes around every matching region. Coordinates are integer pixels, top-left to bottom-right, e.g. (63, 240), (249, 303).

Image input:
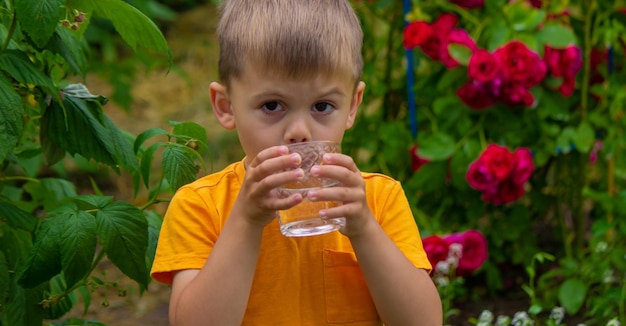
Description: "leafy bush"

(348, 0), (625, 323)
(0, 1), (207, 324)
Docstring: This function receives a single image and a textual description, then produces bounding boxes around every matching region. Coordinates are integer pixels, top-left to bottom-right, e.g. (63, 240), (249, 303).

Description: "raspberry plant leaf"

(0, 201), (37, 232)
(95, 201), (149, 289)
(13, 0), (65, 48)
(0, 50), (58, 100)
(0, 252), (8, 306)
(17, 218), (63, 288)
(45, 26), (88, 76)
(60, 210), (97, 289)
(0, 74), (23, 163)
(76, 0), (171, 62)
(163, 144), (200, 191)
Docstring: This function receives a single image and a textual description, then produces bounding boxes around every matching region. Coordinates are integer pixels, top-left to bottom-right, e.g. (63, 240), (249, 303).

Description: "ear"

(345, 81), (365, 129)
(209, 81), (236, 130)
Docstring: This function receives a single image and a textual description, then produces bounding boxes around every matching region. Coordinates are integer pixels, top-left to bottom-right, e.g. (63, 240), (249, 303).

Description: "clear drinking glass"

(276, 141), (345, 237)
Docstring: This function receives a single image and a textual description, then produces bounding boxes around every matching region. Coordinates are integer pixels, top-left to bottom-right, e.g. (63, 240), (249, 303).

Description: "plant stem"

(579, 0), (595, 120)
(0, 0), (16, 54)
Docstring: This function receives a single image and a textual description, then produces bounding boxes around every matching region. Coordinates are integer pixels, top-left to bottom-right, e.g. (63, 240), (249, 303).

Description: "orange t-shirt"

(151, 160), (431, 325)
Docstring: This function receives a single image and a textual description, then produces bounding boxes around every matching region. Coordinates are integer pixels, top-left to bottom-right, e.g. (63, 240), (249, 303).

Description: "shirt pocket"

(323, 249), (380, 324)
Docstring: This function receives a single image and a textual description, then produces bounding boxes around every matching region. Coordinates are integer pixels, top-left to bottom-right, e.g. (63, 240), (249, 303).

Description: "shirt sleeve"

(368, 175), (432, 272)
(150, 186), (221, 285)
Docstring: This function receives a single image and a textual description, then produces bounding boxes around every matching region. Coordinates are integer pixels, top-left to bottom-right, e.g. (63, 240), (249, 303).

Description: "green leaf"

(42, 95), (118, 170)
(171, 121), (209, 145)
(72, 194), (114, 210)
(416, 133), (456, 161)
(60, 210), (97, 288)
(140, 142), (165, 188)
(46, 26), (88, 76)
(145, 210), (162, 274)
(0, 74), (23, 163)
(17, 218), (63, 288)
(103, 114), (140, 176)
(163, 145), (198, 191)
(96, 201), (149, 289)
(23, 178), (77, 211)
(537, 23), (577, 48)
(14, 0), (65, 47)
(408, 161), (448, 193)
(45, 274), (78, 320)
(0, 50), (58, 97)
(81, 0), (170, 60)
(558, 278), (587, 314)
(448, 44), (473, 66)
(0, 200), (37, 231)
(572, 122), (595, 153)
(0, 252), (9, 305)
(134, 127), (169, 153)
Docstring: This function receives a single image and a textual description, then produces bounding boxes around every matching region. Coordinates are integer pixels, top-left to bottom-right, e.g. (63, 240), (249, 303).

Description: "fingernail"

(292, 153), (301, 163)
(308, 190), (317, 200)
(310, 166), (320, 176)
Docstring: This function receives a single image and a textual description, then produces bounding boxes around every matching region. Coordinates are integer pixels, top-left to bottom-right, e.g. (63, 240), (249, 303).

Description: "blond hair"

(216, 0), (363, 87)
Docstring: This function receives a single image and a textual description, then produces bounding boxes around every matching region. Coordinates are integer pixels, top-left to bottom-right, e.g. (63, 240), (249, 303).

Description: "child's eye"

(312, 102), (334, 113)
(261, 101), (282, 112)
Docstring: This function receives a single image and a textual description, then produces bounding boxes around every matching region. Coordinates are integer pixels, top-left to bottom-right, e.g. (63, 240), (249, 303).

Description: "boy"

(150, 0), (443, 325)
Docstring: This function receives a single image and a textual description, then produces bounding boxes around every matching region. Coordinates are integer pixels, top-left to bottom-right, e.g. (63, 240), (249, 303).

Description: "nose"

(284, 114), (311, 144)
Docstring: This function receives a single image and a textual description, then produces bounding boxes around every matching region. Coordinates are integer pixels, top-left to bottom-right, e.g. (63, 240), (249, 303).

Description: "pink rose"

(457, 80), (497, 110)
(444, 230), (488, 276)
(449, 0), (484, 8)
(403, 21), (433, 50)
(511, 147), (534, 184)
(440, 29), (478, 68)
(422, 235), (450, 270)
(469, 49), (500, 82)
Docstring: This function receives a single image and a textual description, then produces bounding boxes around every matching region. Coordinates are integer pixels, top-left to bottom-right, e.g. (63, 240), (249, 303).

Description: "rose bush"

(345, 0), (626, 323)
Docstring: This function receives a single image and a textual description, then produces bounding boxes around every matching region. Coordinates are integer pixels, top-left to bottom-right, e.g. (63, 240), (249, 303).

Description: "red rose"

(466, 160), (499, 191)
(403, 21), (433, 50)
(558, 76), (576, 97)
(440, 29), (477, 68)
(494, 41), (546, 88)
(480, 144), (515, 181)
(449, 0), (484, 8)
(422, 235), (450, 270)
(511, 147), (534, 184)
(482, 178), (525, 204)
(409, 144), (430, 172)
(420, 13), (458, 61)
(468, 49), (500, 82)
(544, 45), (582, 78)
(457, 80), (497, 110)
(444, 230), (488, 276)
(499, 82), (535, 107)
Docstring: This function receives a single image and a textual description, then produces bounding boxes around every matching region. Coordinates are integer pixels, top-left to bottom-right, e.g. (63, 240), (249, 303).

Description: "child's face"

(212, 65), (365, 163)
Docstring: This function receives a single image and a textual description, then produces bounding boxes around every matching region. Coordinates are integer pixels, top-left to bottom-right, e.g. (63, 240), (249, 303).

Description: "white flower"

(496, 315), (511, 326)
(549, 306), (565, 324)
(449, 243), (463, 258)
(512, 311), (534, 326)
(434, 275), (449, 287)
(603, 270), (615, 283)
(436, 260), (450, 274)
(478, 310), (494, 323)
(606, 318), (621, 326)
(446, 256), (459, 269)
(595, 241), (608, 253)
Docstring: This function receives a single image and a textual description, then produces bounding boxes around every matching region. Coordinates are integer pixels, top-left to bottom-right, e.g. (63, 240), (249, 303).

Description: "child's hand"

(232, 146), (305, 228)
(306, 153), (374, 237)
